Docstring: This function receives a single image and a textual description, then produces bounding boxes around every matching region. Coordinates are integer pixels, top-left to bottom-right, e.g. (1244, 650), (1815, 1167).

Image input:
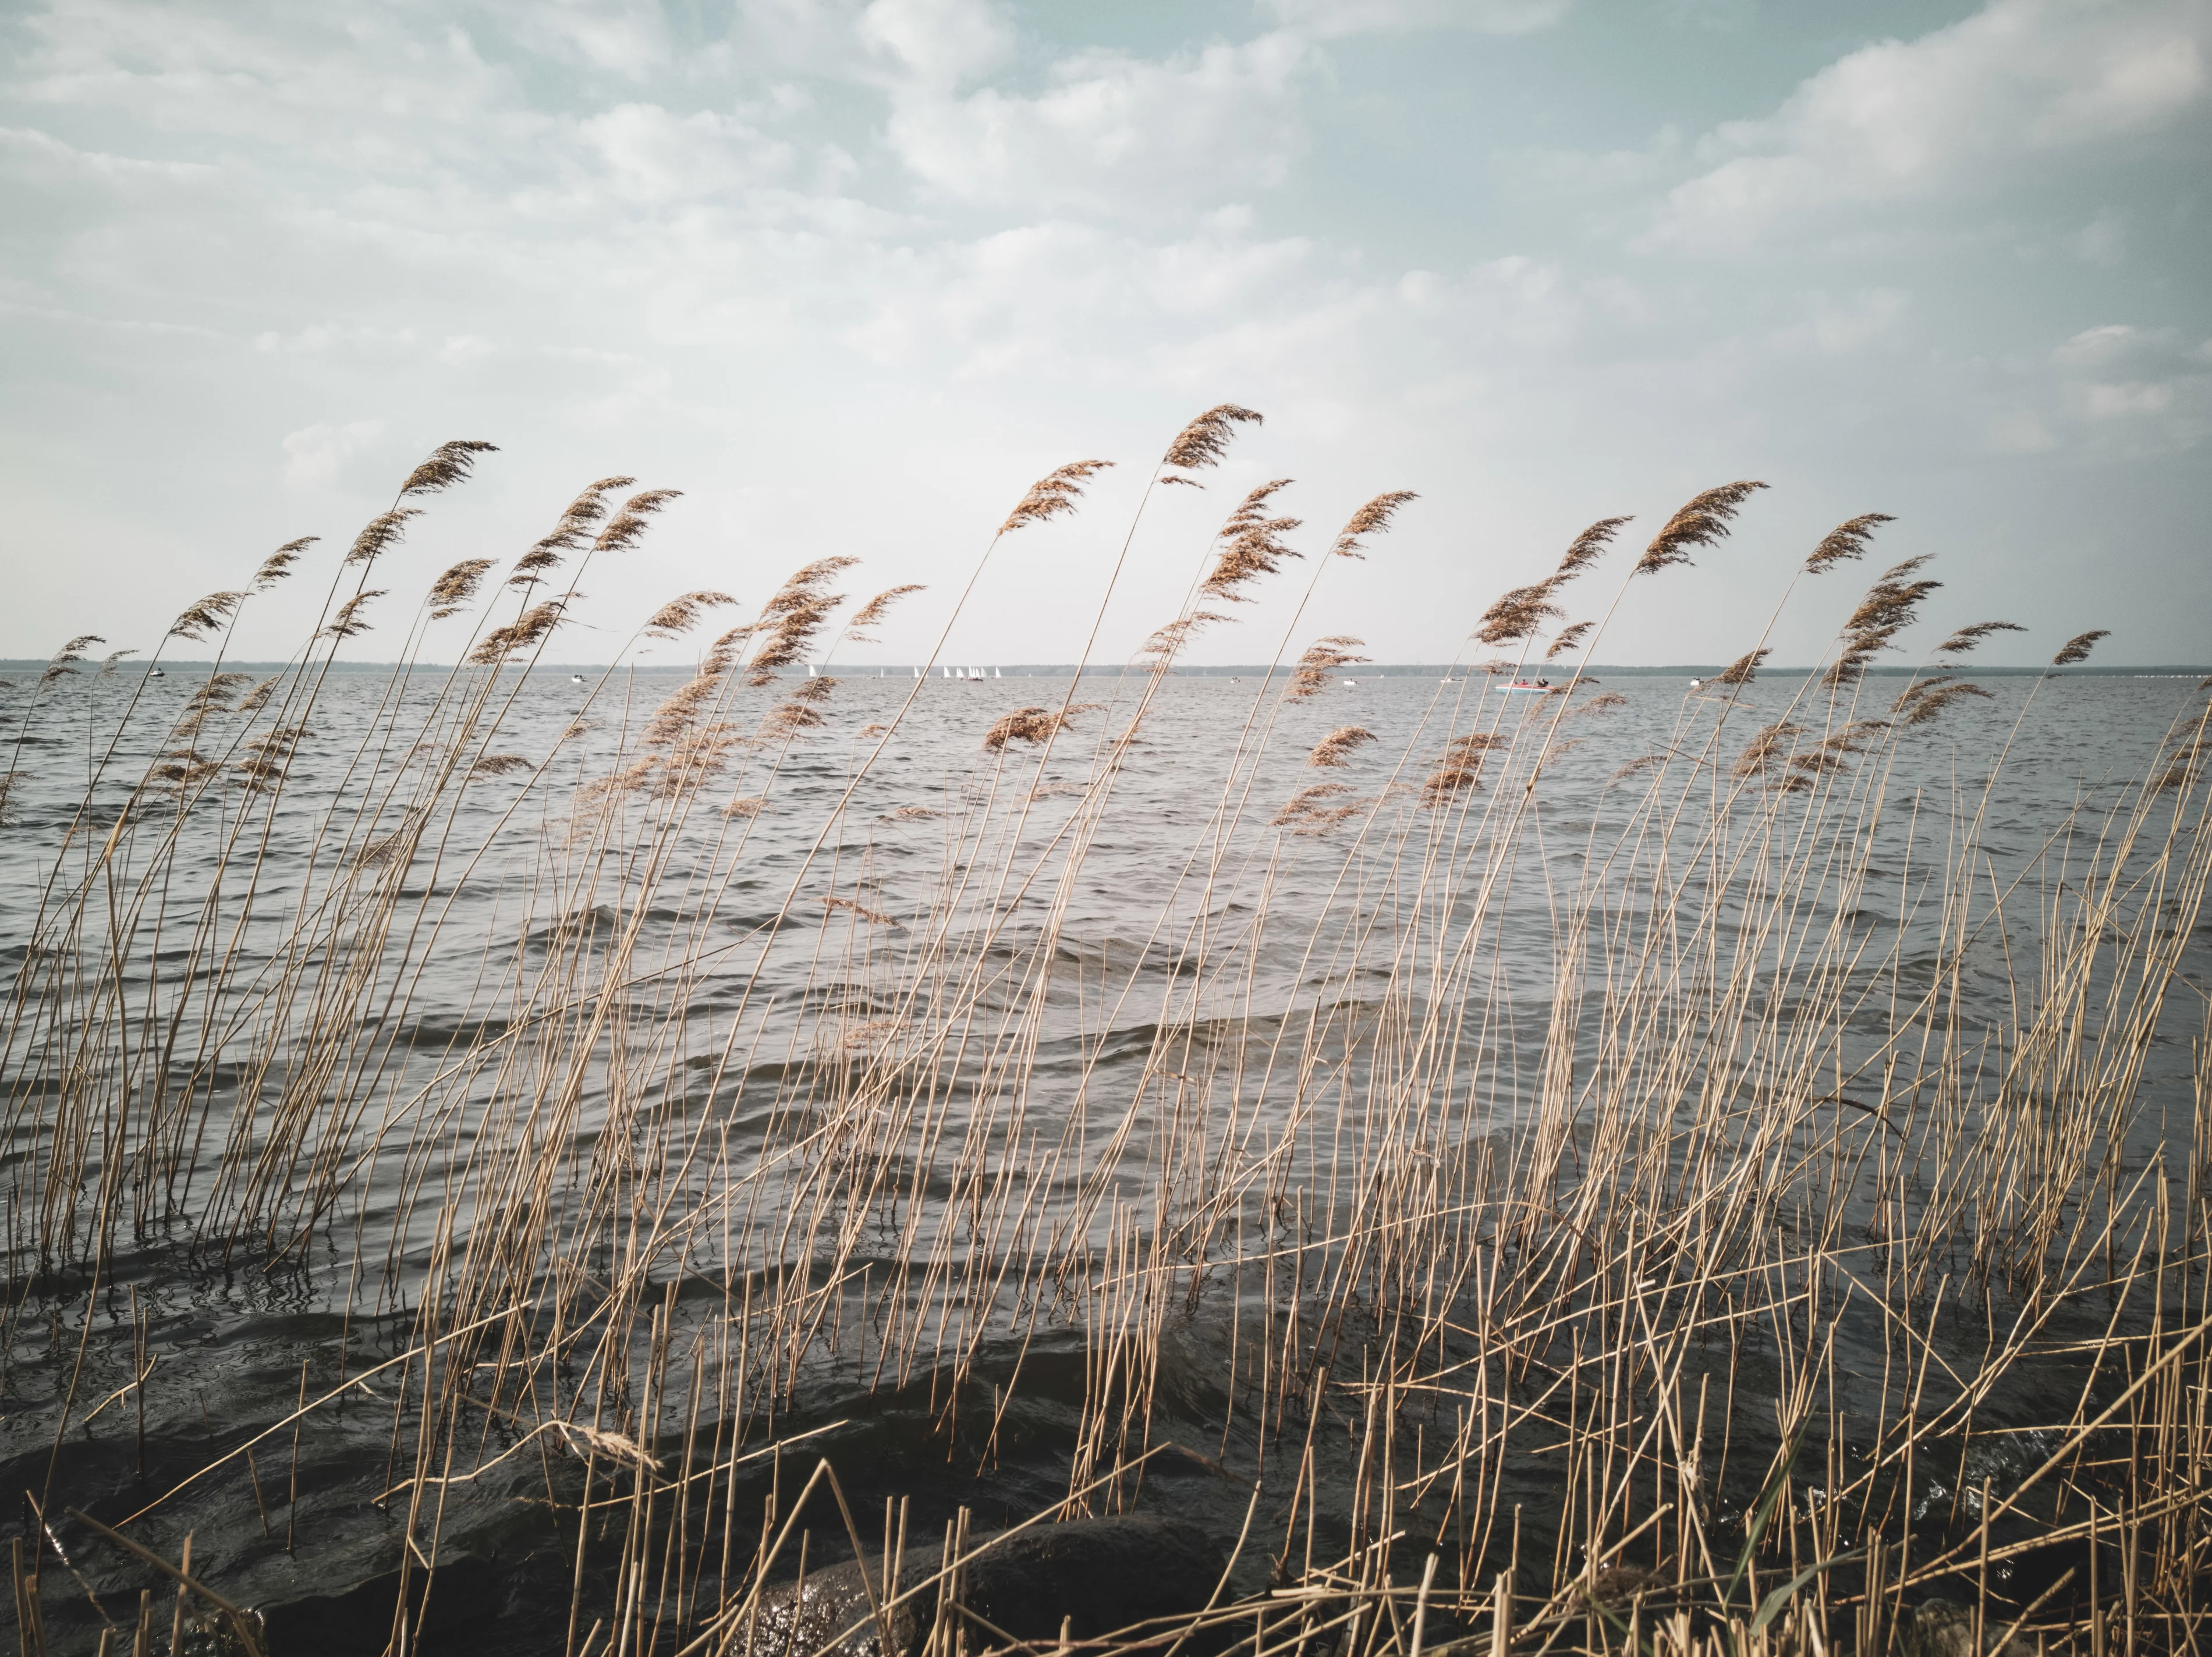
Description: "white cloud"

(1647, 0), (2211, 251)
(1256, 0), (1571, 37)
(858, 0), (1015, 88)
(576, 104), (794, 200)
(281, 419), (384, 488)
(877, 33), (1313, 215)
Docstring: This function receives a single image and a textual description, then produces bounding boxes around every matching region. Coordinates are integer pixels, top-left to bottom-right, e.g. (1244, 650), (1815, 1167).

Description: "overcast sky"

(4, 0), (2207, 668)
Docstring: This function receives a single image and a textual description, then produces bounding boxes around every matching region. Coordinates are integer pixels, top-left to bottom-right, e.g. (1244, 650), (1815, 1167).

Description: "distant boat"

(1342, 679), (1357, 688)
(942, 666), (953, 678)
(914, 667), (924, 678)
(1497, 680), (1553, 694)
(571, 673), (584, 684)
(148, 668), (165, 679)
(1688, 679), (1704, 690)
(994, 667), (1002, 678)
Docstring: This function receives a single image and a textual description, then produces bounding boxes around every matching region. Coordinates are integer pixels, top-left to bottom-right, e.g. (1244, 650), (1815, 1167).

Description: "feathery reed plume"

(2051, 629), (2110, 667)
(1732, 719), (1802, 778)
(1420, 732), (1506, 804)
(1474, 583), (1564, 646)
(1199, 480), (1302, 602)
(505, 477), (635, 588)
(761, 700), (825, 737)
(185, 673), (252, 712)
(1270, 780), (1365, 832)
(506, 547), (565, 588)
(642, 590), (739, 640)
(984, 705), (1100, 752)
(1934, 620), (2025, 655)
(644, 675), (724, 744)
(1556, 516), (1632, 577)
(701, 624), (753, 676)
(1544, 621), (1593, 661)
(723, 795), (765, 817)
(469, 600), (568, 665)
(398, 439), (499, 497)
(788, 675), (836, 704)
(168, 592), (244, 642)
(427, 559), (497, 620)
(1893, 679), (1993, 726)
(1717, 647), (1769, 686)
(1825, 555), (1943, 685)
(234, 723), (311, 792)
(1479, 519), (1632, 648)
(1159, 405), (1262, 484)
(254, 537), (317, 590)
(469, 754), (532, 777)
(848, 584), (926, 638)
(345, 509), (421, 566)
(324, 591), (387, 639)
(0, 769), (27, 824)
(593, 488), (683, 554)
(1327, 490), (1419, 559)
(1306, 726), (1377, 767)
(1140, 612), (1231, 670)
(1285, 635), (1367, 700)
(880, 803), (939, 821)
(1568, 691), (1628, 716)
(1000, 461), (1115, 535)
(1803, 512), (1895, 575)
(97, 648), (135, 675)
(748, 557), (857, 684)
(40, 634), (101, 684)
(1635, 480), (1767, 575)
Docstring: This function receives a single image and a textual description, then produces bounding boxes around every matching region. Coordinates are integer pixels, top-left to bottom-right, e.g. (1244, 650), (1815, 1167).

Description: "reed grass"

(2, 423), (2207, 1657)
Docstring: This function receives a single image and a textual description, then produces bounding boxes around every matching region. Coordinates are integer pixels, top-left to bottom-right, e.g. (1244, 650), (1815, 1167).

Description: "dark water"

(3, 665), (2208, 1652)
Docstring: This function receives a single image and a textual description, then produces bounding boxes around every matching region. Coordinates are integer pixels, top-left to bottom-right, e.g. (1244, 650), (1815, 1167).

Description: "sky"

(2, 0), (2208, 669)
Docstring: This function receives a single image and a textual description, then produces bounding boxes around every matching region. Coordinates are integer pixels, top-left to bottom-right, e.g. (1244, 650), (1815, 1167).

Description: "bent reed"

(3, 416), (2210, 1657)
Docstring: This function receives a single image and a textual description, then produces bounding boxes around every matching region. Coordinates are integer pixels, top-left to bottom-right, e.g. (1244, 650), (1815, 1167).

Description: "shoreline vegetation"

(3, 413), (2210, 1655)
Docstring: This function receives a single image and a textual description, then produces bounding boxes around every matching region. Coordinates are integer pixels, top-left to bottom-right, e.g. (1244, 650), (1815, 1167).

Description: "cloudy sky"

(3, 0), (2207, 668)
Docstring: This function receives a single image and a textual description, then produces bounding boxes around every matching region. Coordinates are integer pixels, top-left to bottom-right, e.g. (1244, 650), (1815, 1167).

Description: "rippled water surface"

(4, 665), (2208, 1654)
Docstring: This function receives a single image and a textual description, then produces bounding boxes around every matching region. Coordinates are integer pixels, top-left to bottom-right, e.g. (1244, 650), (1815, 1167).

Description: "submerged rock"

(739, 1513), (1225, 1657)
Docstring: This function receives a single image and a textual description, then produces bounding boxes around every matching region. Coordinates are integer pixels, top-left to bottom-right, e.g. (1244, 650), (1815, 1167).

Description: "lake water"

(3, 663), (2207, 1654)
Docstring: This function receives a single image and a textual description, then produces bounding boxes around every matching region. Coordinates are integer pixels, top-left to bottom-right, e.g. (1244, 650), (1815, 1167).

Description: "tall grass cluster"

(4, 412), (2211, 1657)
